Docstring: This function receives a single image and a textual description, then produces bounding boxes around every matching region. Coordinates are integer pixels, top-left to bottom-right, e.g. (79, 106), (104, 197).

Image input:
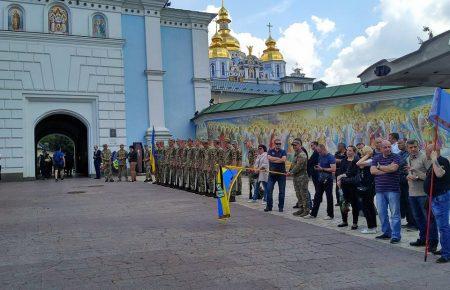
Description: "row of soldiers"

(153, 139), (245, 201)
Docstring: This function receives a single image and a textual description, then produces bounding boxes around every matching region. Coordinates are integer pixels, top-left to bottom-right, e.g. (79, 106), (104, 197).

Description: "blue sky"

(171, 0), (450, 85)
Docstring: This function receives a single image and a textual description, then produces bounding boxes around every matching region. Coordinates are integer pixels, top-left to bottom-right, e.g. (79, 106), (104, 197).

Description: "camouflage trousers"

(176, 167), (184, 187)
(145, 163), (152, 181)
(183, 168), (190, 189)
(189, 168), (196, 191)
(207, 171), (216, 195)
(293, 175), (309, 211)
(248, 174), (255, 197)
(164, 165), (171, 184)
(155, 164), (162, 183)
(103, 163), (112, 181)
(118, 164), (127, 181)
(170, 167), (177, 185)
(232, 175), (242, 196)
(197, 170), (207, 193)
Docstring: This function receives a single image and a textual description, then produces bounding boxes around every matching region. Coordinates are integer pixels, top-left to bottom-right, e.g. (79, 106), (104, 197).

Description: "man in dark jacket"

(93, 145), (102, 179)
(307, 141), (320, 200)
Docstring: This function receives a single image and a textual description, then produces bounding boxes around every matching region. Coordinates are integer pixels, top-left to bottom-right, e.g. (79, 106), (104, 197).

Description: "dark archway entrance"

(35, 114), (88, 178)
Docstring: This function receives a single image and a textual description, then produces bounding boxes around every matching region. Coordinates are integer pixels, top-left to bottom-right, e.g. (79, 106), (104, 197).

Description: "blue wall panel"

(161, 26), (196, 139)
(122, 15), (148, 144)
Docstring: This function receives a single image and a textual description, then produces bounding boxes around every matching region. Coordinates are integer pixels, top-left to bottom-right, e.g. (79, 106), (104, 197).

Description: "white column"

(144, 13), (171, 143)
(191, 27), (212, 113)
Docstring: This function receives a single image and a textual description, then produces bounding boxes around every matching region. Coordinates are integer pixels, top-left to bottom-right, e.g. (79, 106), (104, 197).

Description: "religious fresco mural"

(197, 96), (449, 164)
(48, 5), (69, 34)
(92, 14), (107, 38)
(8, 6), (24, 31)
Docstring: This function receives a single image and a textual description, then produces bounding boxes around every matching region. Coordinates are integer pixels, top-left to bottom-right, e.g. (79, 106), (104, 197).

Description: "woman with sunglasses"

(248, 145), (269, 203)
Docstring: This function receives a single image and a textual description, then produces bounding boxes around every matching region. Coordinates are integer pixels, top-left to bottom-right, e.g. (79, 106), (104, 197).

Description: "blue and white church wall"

(0, 0), (215, 179)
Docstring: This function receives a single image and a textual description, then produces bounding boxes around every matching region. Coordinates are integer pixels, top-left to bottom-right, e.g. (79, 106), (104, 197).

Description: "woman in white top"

(249, 144), (269, 203)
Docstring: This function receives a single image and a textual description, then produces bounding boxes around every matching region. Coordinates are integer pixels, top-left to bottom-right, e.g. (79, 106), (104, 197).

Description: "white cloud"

(278, 22), (322, 76)
(322, 0), (450, 85)
(328, 35), (343, 50)
(311, 15), (336, 34)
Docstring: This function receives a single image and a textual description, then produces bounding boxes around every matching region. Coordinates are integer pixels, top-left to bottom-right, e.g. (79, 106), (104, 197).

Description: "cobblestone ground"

(1, 177), (449, 289)
(237, 177), (425, 253)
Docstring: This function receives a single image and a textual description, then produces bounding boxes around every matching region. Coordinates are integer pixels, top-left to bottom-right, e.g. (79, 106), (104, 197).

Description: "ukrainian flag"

(216, 166), (243, 219)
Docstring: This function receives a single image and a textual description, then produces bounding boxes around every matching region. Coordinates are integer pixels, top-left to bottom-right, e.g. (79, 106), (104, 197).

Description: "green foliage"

(38, 134), (74, 154)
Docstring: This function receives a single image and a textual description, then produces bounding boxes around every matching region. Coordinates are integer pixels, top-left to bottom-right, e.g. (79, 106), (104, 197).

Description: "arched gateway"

(34, 114), (89, 178)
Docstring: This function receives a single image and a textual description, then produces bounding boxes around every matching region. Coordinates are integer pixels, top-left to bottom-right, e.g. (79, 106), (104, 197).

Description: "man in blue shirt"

(265, 139), (287, 212)
(306, 144), (336, 219)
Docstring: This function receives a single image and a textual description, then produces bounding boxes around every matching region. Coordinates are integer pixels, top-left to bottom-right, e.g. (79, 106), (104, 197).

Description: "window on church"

(221, 62), (226, 76)
(276, 64), (280, 78)
(92, 13), (107, 38)
(49, 5), (69, 34)
(211, 64), (216, 77)
(8, 6), (24, 32)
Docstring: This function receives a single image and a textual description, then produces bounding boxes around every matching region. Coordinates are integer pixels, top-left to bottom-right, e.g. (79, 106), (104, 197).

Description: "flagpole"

(424, 121), (439, 262)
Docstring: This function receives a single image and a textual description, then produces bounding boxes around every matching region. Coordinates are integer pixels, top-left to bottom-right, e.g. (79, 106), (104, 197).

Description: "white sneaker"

(361, 228), (377, 234)
(323, 216), (334, 220)
(261, 201), (266, 205)
(247, 200), (256, 203)
(303, 215), (316, 219)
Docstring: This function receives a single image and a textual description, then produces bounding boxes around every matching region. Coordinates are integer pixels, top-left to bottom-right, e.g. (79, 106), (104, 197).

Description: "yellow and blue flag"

(429, 88), (450, 132)
(216, 166), (243, 219)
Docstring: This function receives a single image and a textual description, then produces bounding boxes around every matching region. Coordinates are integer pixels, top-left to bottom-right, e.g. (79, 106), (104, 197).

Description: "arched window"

(92, 13), (107, 38)
(276, 64), (280, 78)
(210, 63), (216, 78)
(8, 5), (24, 31)
(221, 62), (226, 76)
(48, 5), (69, 34)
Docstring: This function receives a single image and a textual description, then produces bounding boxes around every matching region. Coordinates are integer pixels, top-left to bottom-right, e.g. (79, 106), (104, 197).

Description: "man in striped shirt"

(371, 140), (402, 244)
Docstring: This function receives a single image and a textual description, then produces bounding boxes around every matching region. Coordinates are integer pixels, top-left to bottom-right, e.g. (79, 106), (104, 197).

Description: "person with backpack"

(53, 147), (65, 182)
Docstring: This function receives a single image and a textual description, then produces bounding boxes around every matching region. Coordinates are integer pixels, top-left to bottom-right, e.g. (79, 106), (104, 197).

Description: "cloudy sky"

(171, 0), (450, 85)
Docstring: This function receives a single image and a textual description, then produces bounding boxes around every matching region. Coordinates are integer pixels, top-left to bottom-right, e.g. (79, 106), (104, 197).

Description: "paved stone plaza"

(1, 178), (449, 289)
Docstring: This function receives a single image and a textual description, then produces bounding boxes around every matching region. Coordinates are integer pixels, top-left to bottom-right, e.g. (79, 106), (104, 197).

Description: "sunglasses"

(275, 143), (282, 145)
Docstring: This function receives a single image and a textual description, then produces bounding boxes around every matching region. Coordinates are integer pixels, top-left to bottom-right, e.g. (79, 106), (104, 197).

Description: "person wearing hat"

(101, 144), (113, 182)
(197, 140), (209, 194)
(287, 138), (310, 217)
(117, 144), (128, 182)
(223, 139), (236, 201)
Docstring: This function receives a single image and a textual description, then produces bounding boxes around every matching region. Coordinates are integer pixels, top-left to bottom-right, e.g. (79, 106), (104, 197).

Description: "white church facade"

(0, 0), (215, 180)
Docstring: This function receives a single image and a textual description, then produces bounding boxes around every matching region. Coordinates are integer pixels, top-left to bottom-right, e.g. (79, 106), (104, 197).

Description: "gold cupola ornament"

(209, 27), (230, 59)
(216, 0), (240, 52)
(260, 23), (284, 62)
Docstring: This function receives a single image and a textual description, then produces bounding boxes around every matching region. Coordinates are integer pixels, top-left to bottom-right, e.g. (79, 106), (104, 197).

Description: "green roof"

(197, 83), (403, 117)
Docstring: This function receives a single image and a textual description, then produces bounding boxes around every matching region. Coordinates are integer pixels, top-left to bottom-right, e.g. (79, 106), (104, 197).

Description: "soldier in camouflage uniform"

(184, 139), (193, 191)
(143, 144), (153, 182)
(246, 141), (257, 199)
(177, 140), (186, 189)
(190, 140), (200, 192)
(102, 144), (114, 182)
(117, 144), (128, 182)
(288, 138), (309, 217)
(232, 141), (243, 196)
(171, 140), (179, 188)
(164, 140), (174, 186)
(204, 140), (216, 197)
(155, 141), (164, 184)
(197, 140), (208, 195)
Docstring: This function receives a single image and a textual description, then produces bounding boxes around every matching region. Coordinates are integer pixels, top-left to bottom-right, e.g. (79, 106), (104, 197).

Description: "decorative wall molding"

(0, 30), (124, 47)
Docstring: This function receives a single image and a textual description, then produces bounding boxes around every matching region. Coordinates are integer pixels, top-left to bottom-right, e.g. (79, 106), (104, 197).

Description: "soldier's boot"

(293, 209), (304, 216)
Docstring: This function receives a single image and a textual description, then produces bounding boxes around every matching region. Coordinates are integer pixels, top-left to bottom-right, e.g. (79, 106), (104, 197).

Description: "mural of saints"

(8, 7), (23, 31)
(92, 14), (107, 38)
(48, 5), (69, 34)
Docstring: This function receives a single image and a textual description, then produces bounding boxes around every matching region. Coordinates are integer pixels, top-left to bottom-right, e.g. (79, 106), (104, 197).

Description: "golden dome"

(214, 0), (240, 52)
(260, 35), (284, 62)
(209, 32), (230, 59)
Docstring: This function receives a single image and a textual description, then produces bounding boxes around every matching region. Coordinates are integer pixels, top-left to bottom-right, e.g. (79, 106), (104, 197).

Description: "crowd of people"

(37, 148), (73, 181)
(94, 131), (449, 264)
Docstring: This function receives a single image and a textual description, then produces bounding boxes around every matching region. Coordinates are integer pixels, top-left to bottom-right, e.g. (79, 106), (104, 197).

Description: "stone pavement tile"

(1, 178), (449, 289)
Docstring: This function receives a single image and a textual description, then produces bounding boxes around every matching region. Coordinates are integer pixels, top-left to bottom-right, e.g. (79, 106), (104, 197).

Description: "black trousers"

(360, 192), (377, 229)
(341, 185), (359, 225)
(311, 177), (334, 218)
(94, 160), (101, 179)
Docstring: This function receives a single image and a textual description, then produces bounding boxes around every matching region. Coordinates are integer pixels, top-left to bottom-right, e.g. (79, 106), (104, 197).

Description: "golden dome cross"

(267, 22), (273, 36)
